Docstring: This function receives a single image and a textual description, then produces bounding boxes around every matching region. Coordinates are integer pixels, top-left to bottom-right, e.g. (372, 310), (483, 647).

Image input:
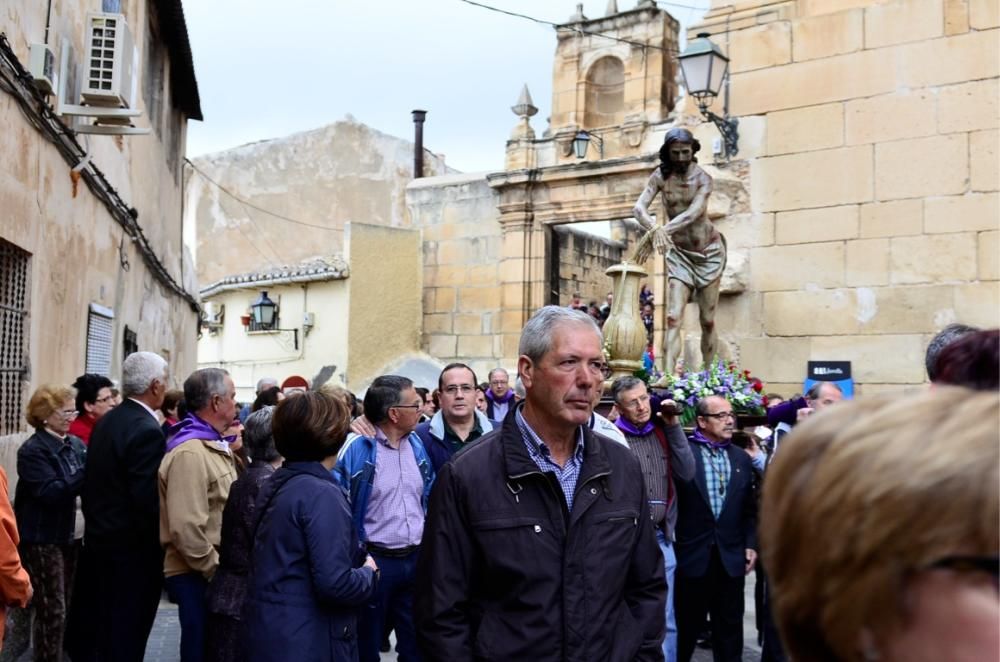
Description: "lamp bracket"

(699, 105), (739, 159)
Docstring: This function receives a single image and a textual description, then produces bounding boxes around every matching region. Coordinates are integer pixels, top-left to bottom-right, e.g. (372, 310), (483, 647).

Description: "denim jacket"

(332, 431), (435, 543)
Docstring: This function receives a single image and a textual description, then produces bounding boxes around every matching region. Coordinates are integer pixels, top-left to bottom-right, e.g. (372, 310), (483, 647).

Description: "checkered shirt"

(516, 407), (586, 511)
(699, 444), (731, 519)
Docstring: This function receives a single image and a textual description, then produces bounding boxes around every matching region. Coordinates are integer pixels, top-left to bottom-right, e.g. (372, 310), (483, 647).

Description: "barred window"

(0, 239), (30, 436)
(86, 304), (115, 376)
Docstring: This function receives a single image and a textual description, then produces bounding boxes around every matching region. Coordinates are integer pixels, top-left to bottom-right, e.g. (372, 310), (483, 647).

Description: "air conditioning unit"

(28, 43), (57, 94)
(81, 12), (137, 118)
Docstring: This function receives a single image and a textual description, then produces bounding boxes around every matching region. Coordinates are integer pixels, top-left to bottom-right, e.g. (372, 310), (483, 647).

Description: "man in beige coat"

(159, 368), (238, 662)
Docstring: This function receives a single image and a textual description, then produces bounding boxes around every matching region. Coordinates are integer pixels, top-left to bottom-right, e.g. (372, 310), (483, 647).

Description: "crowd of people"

(0, 315), (995, 662)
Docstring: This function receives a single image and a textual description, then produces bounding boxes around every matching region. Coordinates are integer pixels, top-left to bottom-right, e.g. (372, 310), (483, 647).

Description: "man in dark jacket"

(74, 351), (169, 662)
(415, 306), (666, 661)
(673, 396), (758, 662)
(414, 363), (494, 473)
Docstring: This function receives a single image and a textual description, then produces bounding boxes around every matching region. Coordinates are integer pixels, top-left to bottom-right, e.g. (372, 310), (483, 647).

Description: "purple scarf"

(165, 414), (224, 452)
(614, 417), (654, 437)
(486, 389), (515, 404)
(689, 427), (731, 451)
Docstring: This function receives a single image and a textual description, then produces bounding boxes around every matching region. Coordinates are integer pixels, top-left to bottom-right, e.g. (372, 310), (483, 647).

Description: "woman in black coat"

(205, 406), (282, 662)
(14, 384), (86, 662)
(242, 391), (378, 662)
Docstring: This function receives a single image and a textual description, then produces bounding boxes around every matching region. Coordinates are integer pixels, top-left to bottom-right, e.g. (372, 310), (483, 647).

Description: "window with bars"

(86, 304), (115, 376)
(0, 240), (30, 436)
(123, 325), (138, 361)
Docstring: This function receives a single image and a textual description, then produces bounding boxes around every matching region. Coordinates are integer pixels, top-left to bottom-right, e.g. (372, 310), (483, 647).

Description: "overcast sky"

(184, 0), (709, 173)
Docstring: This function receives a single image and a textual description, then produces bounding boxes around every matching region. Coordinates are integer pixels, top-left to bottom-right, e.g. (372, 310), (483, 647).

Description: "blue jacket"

(414, 410), (494, 474)
(243, 462), (376, 662)
(333, 432), (435, 543)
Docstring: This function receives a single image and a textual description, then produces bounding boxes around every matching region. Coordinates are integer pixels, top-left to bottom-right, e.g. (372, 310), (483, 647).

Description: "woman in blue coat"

(243, 391), (378, 662)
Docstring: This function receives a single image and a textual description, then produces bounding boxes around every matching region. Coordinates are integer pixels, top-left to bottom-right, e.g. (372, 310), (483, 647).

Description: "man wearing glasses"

(415, 306), (666, 661)
(484, 367), (516, 423)
(414, 363), (494, 473)
(334, 375), (435, 662)
(673, 395), (758, 662)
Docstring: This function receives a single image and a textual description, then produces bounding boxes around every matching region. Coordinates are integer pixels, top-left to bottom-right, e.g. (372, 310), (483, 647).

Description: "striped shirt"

(516, 408), (585, 511)
(699, 444), (730, 519)
(624, 431), (668, 528)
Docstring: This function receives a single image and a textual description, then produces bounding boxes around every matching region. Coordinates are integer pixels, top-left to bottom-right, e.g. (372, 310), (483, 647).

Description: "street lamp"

(679, 32), (739, 158)
(250, 291), (277, 329)
(248, 290), (300, 350)
(572, 130), (604, 160)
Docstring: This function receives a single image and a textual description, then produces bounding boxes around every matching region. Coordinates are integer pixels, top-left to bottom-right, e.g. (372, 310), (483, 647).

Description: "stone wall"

(0, 0), (200, 428)
(553, 225), (626, 306)
(406, 174), (507, 379)
(693, 0), (999, 395)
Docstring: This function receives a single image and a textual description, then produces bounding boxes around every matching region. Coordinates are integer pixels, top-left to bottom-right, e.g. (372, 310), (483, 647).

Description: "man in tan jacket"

(159, 368), (238, 662)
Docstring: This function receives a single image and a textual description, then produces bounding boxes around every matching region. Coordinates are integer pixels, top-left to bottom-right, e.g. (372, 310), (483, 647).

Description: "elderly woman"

(15, 385), (87, 662)
(760, 387), (999, 662)
(206, 406), (282, 662)
(243, 391), (378, 661)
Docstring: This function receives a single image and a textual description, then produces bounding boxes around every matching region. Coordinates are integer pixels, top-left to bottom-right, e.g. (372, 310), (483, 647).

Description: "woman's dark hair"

(72, 373), (113, 414)
(244, 406), (280, 463)
(272, 391), (350, 462)
(252, 386), (282, 412)
(161, 390), (184, 417)
(933, 328), (999, 391)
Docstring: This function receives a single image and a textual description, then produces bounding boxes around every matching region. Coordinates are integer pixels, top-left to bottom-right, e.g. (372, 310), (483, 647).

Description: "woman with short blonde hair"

(760, 386), (999, 662)
(16, 384), (88, 662)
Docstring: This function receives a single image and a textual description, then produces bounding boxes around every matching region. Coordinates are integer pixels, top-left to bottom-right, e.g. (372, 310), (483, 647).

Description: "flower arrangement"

(657, 359), (766, 426)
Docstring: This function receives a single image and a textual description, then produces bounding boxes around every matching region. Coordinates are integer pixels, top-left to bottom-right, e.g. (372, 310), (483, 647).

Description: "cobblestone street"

(139, 578), (762, 662)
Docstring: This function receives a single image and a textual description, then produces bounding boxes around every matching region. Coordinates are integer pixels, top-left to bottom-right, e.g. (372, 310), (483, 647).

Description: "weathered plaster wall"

(346, 223), (423, 389)
(187, 119), (452, 285)
(0, 0), (199, 435)
(693, 0), (1000, 394)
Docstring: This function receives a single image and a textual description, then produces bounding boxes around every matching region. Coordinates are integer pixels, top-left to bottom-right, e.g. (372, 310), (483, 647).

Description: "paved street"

(140, 577), (762, 662)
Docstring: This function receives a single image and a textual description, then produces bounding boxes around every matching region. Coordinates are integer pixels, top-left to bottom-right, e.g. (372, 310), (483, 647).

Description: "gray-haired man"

(416, 306), (666, 661)
(76, 351), (169, 661)
(611, 376), (695, 662)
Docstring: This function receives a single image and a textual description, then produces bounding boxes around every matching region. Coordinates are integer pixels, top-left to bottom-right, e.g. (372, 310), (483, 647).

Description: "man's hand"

(350, 415), (377, 438)
(656, 399), (680, 427)
(745, 549), (758, 575)
(364, 554), (378, 572)
(796, 406), (815, 423)
(652, 226), (672, 255)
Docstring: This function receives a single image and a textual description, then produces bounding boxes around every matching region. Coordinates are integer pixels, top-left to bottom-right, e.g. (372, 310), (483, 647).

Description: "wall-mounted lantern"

(679, 32), (739, 158)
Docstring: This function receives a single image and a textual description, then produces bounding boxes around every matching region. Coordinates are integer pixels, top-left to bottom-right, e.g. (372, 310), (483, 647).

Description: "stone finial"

(605, 0), (618, 15)
(511, 84), (538, 119)
(570, 3), (587, 21)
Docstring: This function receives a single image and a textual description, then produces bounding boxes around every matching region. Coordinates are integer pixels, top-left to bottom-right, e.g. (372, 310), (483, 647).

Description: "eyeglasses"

(489, 380), (508, 386)
(701, 411), (736, 421)
(59, 409), (79, 419)
(391, 403), (422, 411)
(442, 385), (475, 395)
(621, 394), (651, 410)
(95, 394), (114, 404)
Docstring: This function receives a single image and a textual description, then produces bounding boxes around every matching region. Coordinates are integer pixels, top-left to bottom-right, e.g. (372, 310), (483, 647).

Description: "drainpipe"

(412, 109), (427, 178)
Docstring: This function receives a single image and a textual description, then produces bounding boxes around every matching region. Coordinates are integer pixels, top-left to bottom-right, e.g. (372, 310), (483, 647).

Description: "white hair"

(256, 376), (278, 393)
(121, 352), (168, 398)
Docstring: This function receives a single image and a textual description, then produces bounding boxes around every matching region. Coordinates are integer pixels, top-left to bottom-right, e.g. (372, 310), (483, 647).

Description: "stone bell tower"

(548, 1), (680, 163)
